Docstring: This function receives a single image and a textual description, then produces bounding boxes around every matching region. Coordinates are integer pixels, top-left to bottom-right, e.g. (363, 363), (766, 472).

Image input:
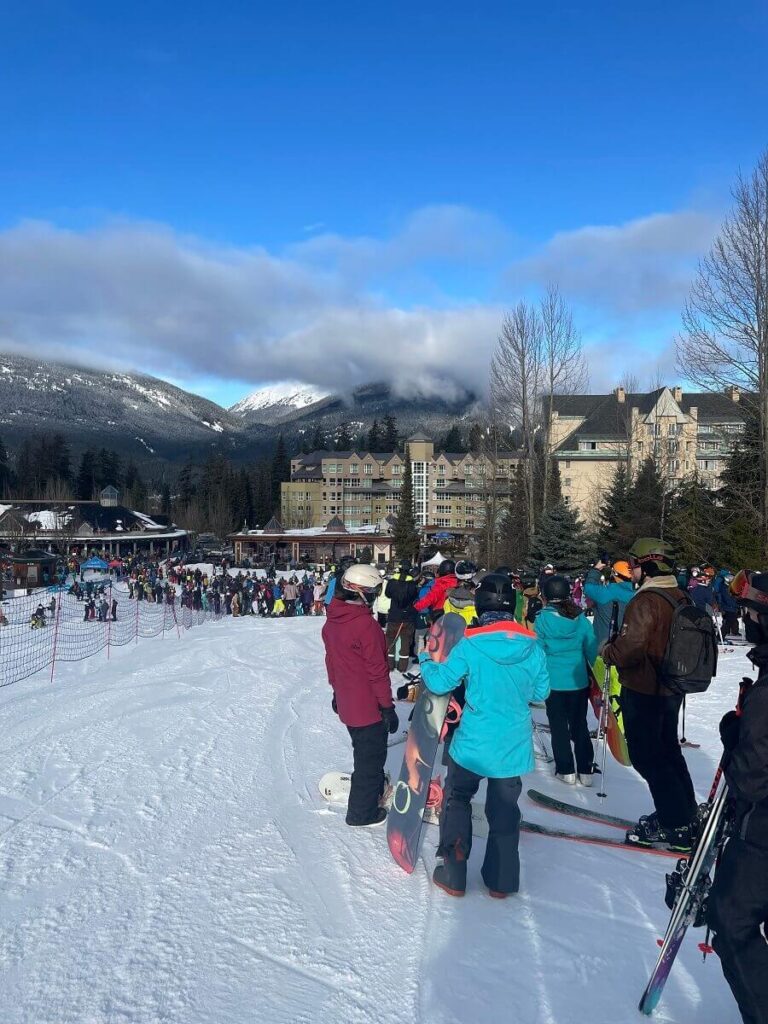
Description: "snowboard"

(588, 660), (632, 767)
(387, 612), (467, 873)
(319, 770), (392, 807)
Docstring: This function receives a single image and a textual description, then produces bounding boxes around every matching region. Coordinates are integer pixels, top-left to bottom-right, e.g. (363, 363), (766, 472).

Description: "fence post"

(49, 586), (63, 685)
(135, 592), (140, 645)
(106, 581), (112, 660)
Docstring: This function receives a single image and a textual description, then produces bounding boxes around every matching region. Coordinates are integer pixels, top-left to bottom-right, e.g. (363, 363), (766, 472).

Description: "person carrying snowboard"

(322, 563), (399, 827)
(706, 569), (768, 1024)
(602, 538), (698, 851)
(418, 573), (550, 898)
(536, 575), (598, 787)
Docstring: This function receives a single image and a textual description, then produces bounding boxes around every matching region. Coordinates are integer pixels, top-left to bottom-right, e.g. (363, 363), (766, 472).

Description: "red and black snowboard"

(387, 612), (466, 873)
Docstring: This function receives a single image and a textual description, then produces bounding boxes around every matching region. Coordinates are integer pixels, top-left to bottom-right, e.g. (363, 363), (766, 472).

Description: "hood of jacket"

(536, 605), (584, 640)
(464, 620), (537, 666)
(324, 595), (372, 624)
(445, 585), (475, 609)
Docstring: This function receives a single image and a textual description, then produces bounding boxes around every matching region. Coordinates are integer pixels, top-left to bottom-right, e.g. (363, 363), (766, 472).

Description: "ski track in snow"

(0, 618), (744, 1024)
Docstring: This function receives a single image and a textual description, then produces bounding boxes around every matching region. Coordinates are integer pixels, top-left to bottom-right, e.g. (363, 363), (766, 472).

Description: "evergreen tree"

(310, 424), (324, 450)
(160, 481), (171, 515)
(666, 474), (719, 566)
(76, 449), (97, 500)
(176, 461), (195, 507)
(393, 446), (420, 561)
(495, 463), (530, 567)
(718, 415), (764, 566)
(468, 422), (484, 453)
(253, 462), (274, 525)
(271, 434), (291, 510)
(545, 457), (562, 508)
(529, 500), (591, 571)
(50, 433), (71, 483)
(627, 456), (666, 540)
(381, 415), (398, 452)
(335, 422), (352, 450)
(441, 425), (463, 453)
(597, 463), (632, 551)
(0, 433), (11, 494)
(367, 419), (381, 452)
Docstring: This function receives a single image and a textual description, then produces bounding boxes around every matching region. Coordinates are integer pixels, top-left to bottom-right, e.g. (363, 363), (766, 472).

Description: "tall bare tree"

(540, 285), (588, 512)
(490, 302), (544, 537)
(677, 149), (768, 555)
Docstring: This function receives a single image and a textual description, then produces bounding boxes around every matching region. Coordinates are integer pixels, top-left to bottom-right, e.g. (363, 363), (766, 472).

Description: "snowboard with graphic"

(387, 612), (466, 873)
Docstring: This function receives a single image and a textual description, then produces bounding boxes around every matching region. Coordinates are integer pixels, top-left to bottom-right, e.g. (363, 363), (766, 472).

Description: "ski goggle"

(729, 569), (768, 608)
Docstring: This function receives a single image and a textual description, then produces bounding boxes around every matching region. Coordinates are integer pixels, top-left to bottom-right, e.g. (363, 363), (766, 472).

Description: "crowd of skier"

(321, 545), (767, 1024)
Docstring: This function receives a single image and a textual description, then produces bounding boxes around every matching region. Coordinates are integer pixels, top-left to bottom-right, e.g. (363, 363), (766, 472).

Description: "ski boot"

(625, 812), (665, 848)
(433, 863), (465, 898)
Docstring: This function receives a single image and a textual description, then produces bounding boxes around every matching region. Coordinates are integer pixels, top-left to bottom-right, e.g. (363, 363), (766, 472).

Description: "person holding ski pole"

(706, 569), (768, 1024)
(418, 573), (550, 898)
(322, 563), (399, 827)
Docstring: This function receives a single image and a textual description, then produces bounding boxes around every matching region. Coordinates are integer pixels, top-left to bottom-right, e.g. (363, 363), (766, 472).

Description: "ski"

(526, 788), (635, 831)
(423, 800), (681, 858)
(638, 782), (731, 1014)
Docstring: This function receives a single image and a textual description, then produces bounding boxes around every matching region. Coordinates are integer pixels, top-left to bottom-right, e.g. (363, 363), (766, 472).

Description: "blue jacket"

(714, 572), (738, 614)
(583, 568), (634, 645)
(534, 606), (598, 691)
(419, 621), (551, 779)
(688, 580), (714, 611)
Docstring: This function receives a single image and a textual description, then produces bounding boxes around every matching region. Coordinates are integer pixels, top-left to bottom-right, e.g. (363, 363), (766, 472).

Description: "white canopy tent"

(420, 551), (446, 567)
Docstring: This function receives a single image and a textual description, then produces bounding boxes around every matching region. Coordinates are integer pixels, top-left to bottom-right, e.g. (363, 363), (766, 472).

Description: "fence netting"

(1, 580), (222, 688)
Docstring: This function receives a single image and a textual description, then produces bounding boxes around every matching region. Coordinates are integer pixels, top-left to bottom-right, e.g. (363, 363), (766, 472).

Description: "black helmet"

(455, 560), (477, 581)
(336, 555), (357, 578)
(492, 565), (513, 578)
(541, 574), (571, 602)
(397, 558), (412, 574)
(437, 559), (456, 577)
(475, 573), (517, 615)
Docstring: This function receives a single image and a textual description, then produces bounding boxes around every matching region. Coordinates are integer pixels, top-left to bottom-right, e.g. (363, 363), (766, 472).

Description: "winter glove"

(719, 709), (741, 752)
(331, 694), (338, 716)
(381, 705), (399, 734)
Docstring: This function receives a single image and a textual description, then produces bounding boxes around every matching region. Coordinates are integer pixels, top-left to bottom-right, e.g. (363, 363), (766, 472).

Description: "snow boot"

(555, 772), (577, 785)
(433, 864), (465, 898)
(487, 888), (508, 900)
(576, 772), (593, 788)
(667, 824), (694, 853)
(346, 807), (387, 828)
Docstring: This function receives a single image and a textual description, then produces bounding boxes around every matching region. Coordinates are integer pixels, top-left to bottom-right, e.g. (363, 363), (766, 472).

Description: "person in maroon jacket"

(413, 559), (459, 620)
(323, 563), (399, 826)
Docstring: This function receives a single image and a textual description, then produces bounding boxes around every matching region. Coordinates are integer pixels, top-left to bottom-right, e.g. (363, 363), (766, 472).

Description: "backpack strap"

(642, 587), (691, 610)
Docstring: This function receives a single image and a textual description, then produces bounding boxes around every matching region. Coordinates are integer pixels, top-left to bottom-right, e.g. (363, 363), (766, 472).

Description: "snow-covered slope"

(0, 353), (241, 461)
(0, 615), (742, 1024)
(229, 381), (331, 423)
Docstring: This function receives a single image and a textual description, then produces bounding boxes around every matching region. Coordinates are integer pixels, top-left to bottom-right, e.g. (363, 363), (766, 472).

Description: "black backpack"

(647, 589), (718, 696)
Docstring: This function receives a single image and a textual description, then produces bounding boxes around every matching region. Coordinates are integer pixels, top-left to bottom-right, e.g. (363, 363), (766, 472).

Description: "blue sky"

(1, 1), (766, 406)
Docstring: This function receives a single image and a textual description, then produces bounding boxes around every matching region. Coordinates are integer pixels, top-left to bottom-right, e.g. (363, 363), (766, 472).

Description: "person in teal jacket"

(583, 559), (634, 646)
(536, 576), (598, 787)
(418, 574), (550, 899)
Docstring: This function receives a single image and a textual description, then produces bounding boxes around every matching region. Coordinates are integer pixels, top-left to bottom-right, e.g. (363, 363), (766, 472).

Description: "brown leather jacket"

(602, 577), (687, 696)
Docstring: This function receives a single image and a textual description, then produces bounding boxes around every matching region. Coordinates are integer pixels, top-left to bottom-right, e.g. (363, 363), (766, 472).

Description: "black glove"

(331, 694), (338, 716)
(719, 710), (740, 752)
(381, 705), (399, 734)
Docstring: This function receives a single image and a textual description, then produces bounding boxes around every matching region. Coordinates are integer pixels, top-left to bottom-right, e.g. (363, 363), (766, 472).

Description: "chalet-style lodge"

(0, 487), (189, 558)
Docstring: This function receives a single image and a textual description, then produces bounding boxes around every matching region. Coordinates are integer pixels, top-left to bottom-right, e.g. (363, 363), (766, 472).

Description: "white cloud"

(511, 210), (719, 314)
(0, 204), (720, 404)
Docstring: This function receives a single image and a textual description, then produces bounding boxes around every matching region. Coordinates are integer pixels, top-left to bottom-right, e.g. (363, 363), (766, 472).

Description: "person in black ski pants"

(706, 569), (768, 1024)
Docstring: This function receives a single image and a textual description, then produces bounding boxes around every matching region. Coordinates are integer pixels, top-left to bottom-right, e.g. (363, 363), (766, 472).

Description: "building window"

(579, 441), (598, 451)
(349, 463), (358, 474)
(565, 460), (571, 469)
(392, 464), (401, 475)
(435, 480), (446, 488)
(564, 478), (571, 487)
(697, 459), (719, 472)
(438, 464), (445, 475)
(364, 463), (373, 475)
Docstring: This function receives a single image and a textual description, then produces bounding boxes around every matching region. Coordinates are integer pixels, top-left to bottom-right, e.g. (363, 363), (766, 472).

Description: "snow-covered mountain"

(0, 354), (243, 463)
(229, 381), (331, 423)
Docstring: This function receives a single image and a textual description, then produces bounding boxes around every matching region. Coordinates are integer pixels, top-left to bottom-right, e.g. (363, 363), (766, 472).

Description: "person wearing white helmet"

(322, 563), (399, 826)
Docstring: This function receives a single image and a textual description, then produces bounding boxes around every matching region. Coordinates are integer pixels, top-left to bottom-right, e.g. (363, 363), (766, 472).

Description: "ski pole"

(680, 695), (687, 745)
(597, 602), (620, 800)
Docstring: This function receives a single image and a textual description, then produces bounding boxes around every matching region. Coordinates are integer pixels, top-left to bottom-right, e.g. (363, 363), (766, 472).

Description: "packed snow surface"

(229, 381), (329, 416)
(0, 617), (745, 1023)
